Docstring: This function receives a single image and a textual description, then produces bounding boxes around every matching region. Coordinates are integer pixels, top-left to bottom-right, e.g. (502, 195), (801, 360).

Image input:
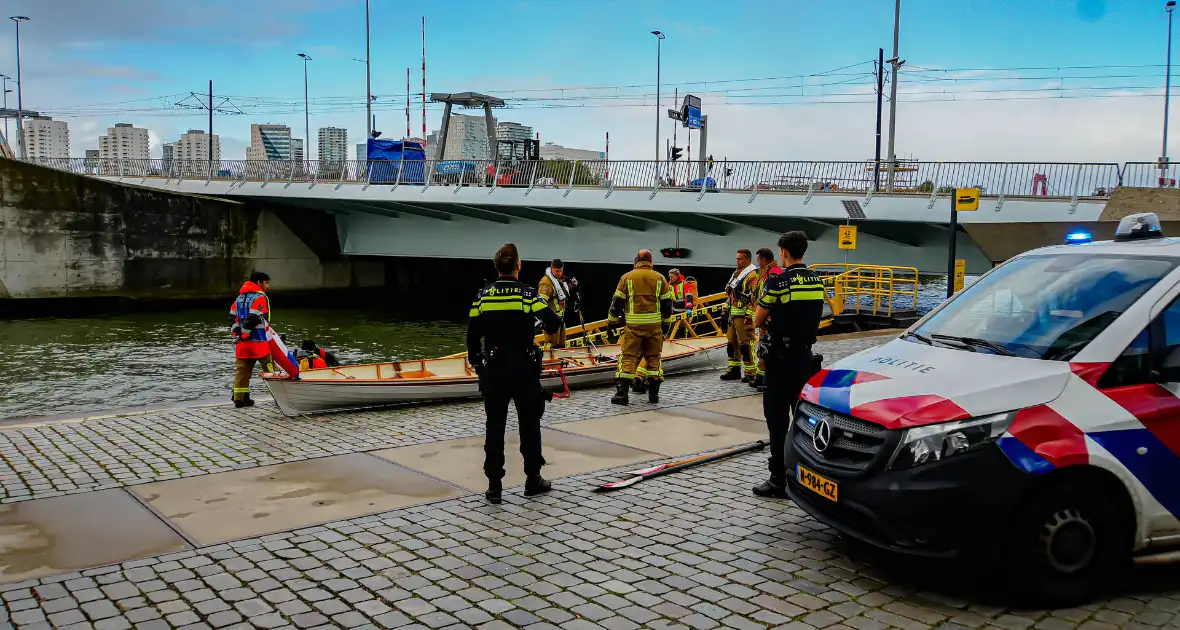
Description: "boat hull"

(264, 340), (726, 417)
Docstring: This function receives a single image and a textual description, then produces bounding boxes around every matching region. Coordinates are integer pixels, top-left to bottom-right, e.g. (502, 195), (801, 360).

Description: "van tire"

(1007, 479), (1129, 607)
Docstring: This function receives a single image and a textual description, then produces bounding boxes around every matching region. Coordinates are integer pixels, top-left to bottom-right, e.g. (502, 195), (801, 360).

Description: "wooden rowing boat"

(262, 337), (727, 417)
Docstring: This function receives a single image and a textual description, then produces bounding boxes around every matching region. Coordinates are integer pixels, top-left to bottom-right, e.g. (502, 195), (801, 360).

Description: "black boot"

(750, 374), (764, 388)
(632, 379), (648, 395)
(524, 475), (552, 497)
(647, 379), (661, 404)
(719, 368), (742, 381)
(485, 479), (502, 505)
(753, 479), (788, 498)
(611, 380), (630, 405)
(741, 372), (755, 384)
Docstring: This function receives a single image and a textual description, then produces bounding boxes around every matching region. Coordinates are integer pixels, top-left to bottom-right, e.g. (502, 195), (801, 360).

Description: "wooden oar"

(593, 441), (767, 492)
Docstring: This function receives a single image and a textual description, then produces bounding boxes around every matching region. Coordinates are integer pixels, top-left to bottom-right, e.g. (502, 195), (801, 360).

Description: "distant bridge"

(17, 157), (1171, 273)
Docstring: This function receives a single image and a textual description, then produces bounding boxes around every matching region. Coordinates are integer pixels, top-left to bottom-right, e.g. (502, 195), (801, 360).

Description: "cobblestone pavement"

(3, 445), (1180, 630)
(0, 336), (887, 505)
(4, 331), (1180, 629)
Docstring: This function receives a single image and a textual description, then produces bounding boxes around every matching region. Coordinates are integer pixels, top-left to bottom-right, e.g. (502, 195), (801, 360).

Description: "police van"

(785, 213), (1180, 605)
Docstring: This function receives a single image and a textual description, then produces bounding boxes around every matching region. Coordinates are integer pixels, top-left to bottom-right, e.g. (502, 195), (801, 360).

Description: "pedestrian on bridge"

(607, 250), (674, 405)
(467, 244), (563, 504)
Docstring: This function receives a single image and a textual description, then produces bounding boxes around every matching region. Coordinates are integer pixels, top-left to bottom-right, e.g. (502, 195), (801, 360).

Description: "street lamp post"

(651, 30), (664, 166)
(0, 74), (10, 147)
(884, 1), (903, 193)
(298, 53), (312, 169)
(365, 0), (372, 140)
(10, 16), (30, 160)
(1163, 0), (1176, 185)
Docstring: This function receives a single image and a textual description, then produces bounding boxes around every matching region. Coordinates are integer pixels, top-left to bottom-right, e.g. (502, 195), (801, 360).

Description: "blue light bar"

(1065, 230), (1092, 245)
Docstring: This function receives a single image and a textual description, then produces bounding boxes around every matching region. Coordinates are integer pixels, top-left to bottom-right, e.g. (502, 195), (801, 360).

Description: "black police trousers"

(480, 357), (546, 481)
(763, 351), (814, 484)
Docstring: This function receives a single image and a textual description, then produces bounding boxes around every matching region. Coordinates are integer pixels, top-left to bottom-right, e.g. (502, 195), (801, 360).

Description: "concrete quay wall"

(0, 159), (381, 301)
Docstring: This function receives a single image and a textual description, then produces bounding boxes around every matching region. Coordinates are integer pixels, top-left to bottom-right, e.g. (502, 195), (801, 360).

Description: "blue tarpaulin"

(366, 139), (426, 183)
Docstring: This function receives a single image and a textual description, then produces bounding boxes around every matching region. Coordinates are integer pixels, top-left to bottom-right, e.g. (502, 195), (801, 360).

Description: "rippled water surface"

(0, 277), (966, 420)
(0, 308), (465, 420)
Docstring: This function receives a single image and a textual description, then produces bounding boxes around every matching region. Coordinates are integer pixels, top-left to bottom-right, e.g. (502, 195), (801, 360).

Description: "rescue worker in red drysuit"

(297, 339), (340, 370)
(229, 271), (273, 408)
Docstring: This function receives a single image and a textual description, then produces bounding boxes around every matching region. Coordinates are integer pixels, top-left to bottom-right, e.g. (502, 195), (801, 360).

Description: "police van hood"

(803, 337), (1071, 430)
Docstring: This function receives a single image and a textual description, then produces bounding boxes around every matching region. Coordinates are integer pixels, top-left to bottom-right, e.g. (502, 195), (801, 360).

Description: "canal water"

(0, 276), (964, 421)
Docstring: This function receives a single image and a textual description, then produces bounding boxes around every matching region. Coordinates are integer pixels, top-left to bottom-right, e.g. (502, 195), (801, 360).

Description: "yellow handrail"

(809, 263), (919, 318)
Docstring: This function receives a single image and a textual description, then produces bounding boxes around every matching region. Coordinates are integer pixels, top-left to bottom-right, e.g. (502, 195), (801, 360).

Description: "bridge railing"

(18, 157), (1128, 199)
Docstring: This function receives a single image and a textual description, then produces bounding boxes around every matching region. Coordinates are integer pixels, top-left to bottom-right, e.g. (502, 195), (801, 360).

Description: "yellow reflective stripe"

(661, 291), (674, 300)
(613, 290), (626, 299)
(626, 279), (634, 316)
(530, 301), (549, 313)
(627, 312), (662, 324)
(233, 387), (251, 393)
(758, 295), (777, 307)
(790, 289), (826, 301)
(469, 308), (481, 317)
(480, 295), (526, 302)
(480, 302), (526, 312)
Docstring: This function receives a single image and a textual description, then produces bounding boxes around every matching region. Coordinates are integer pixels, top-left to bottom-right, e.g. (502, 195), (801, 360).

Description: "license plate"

(796, 464), (838, 502)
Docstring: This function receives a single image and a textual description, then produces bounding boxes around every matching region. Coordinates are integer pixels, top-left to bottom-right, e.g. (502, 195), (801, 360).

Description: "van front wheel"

(1008, 481), (1129, 607)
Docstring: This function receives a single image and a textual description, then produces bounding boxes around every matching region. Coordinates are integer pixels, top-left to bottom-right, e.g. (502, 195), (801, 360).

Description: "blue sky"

(1, 0), (1174, 161)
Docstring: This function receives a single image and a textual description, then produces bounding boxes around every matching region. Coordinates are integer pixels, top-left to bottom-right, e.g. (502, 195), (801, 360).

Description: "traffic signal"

(660, 247), (691, 259)
(670, 146), (683, 161)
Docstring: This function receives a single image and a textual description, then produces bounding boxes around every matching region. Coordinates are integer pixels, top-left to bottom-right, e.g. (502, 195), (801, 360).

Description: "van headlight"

(887, 412), (1015, 470)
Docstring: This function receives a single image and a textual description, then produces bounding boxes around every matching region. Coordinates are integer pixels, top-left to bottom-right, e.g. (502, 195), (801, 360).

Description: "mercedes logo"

(813, 418), (833, 453)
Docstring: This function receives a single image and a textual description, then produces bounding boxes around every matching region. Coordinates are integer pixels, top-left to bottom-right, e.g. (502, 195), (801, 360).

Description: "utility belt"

(486, 345), (545, 375)
(757, 332), (813, 362)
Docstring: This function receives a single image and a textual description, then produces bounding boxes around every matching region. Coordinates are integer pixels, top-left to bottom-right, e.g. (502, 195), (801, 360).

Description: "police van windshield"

(908, 254), (1175, 360)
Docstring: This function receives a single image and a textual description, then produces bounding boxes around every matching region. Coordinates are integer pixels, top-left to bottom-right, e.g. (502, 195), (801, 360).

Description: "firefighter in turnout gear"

(752, 232), (825, 498)
(466, 244), (564, 504)
(750, 248), (784, 391)
(537, 259), (575, 349)
(721, 249), (759, 382)
(607, 250), (674, 405)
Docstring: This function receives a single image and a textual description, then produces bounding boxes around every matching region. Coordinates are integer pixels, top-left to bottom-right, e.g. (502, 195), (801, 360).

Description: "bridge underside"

(257, 197), (991, 274)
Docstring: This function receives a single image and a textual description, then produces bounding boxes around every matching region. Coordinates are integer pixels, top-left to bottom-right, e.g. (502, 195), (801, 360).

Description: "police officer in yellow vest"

(537, 259), (575, 348)
(608, 250), (674, 405)
(721, 249), (759, 382)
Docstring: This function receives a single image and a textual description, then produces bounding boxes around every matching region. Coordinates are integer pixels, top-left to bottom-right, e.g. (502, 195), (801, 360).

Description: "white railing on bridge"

(19, 157), (1130, 200)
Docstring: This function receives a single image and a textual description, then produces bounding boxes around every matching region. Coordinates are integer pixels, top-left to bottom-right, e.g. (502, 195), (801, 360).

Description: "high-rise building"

(98, 123), (150, 161)
(22, 117), (70, 160)
(495, 121), (533, 143)
(539, 142), (603, 162)
(161, 142), (175, 174)
(84, 149), (99, 174)
(317, 127), (348, 164)
(293, 138), (304, 164)
(437, 114), (493, 161)
(175, 130), (220, 162)
(246, 124), (293, 161)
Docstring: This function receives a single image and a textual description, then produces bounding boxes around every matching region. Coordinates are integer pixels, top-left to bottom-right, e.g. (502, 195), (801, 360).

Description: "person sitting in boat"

(297, 339), (340, 370)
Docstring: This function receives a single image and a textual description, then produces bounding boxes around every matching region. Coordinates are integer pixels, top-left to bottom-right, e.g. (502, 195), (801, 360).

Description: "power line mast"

(169, 82), (246, 161)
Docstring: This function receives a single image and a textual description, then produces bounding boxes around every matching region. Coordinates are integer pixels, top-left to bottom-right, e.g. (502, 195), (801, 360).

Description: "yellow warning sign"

(953, 259), (966, 293)
(954, 188), (981, 212)
(838, 225), (857, 250)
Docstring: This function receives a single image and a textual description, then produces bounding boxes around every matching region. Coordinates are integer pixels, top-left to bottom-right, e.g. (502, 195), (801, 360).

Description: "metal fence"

(19, 157), (1138, 199)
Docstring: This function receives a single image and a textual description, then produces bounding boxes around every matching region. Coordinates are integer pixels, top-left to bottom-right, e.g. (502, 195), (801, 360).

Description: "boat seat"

(397, 369), (436, 379)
